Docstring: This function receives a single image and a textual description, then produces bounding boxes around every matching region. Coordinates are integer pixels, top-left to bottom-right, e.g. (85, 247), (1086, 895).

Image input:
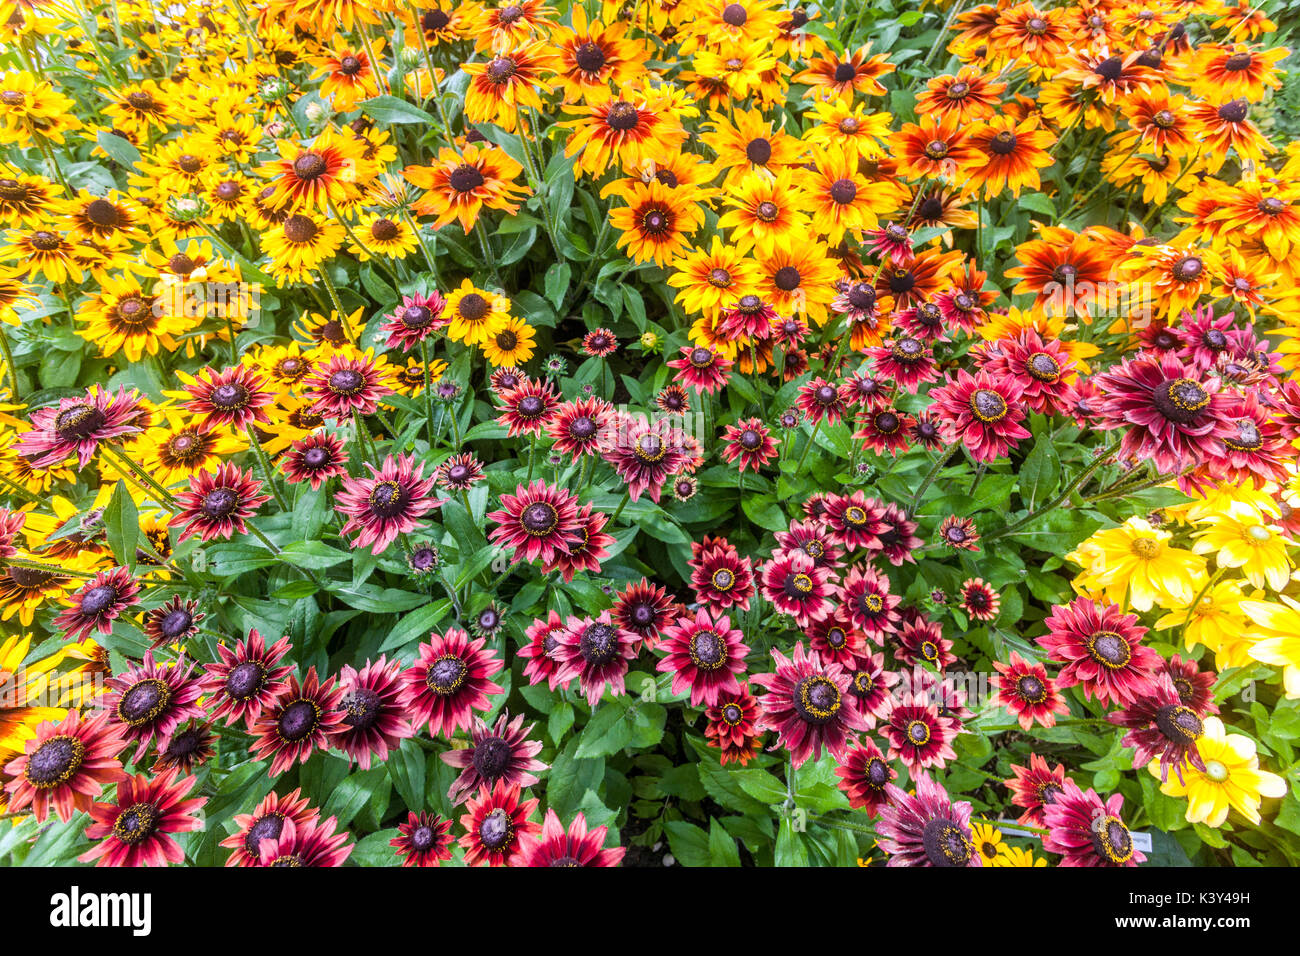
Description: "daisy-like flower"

(796, 376), (849, 425)
(876, 775), (980, 867)
(105, 652), (205, 763)
(957, 577), (1000, 622)
(1191, 502), (1293, 592)
(751, 642), (868, 768)
(720, 417), (779, 472)
(54, 566), (139, 642)
(1073, 518), (1206, 612)
(519, 609), (567, 689)
(335, 453), (442, 555)
(545, 503), (613, 582)
(704, 688), (762, 766)
(281, 432), (349, 489)
(1039, 597), (1161, 707)
(689, 537), (756, 613)
(582, 327), (619, 357)
(391, 811), (454, 867)
(496, 378), (560, 437)
(442, 711), (547, 805)
(170, 463), (271, 542)
(895, 616), (955, 671)
(807, 613), (866, 670)
(936, 515), (980, 552)
(1042, 780), (1145, 867)
(611, 179), (704, 267)
(1109, 673), (1207, 784)
(302, 350), (395, 420)
(334, 656), (413, 771)
(611, 579), (678, 652)
(772, 519), (843, 571)
(834, 739), (896, 816)
(143, 597), (204, 649)
(883, 694), (959, 775)
(1202, 393), (1291, 491)
(666, 344), (733, 394)
(254, 816), (352, 868)
(716, 294), (777, 343)
(250, 668), (347, 776)
(201, 629), (294, 731)
(181, 365), (275, 433)
(435, 452), (485, 491)
(1006, 752), (1072, 828)
(14, 386), (147, 470)
(2, 711), (127, 823)
(518, 809), (627, 868)
(793, 44), (895, 100)
(822, 491), (885, 551)
(400, 629), (504, 738)
(406, 143), (528, 233)
(602, 415), (688, 503)
(1154, 715), (1288, 828)
(978, 329), (1076, 415)
(220, 787), (321, 867)
(380, 290), (448, 351)
(80, 769), (205, 868)
(258, 127), (368, 211)
(875, 503), (922, 566)
(927, 368), (1031, 463)
(993, 652), (1069, 730)
(552, 612), (639, 706)
(854, 405), (914, 457)
(656, 608), (749, 707)
(458, 781), (541, 867)
(487, 480), (582, 567)
(840, 563), (900, 640)
(965, 114), (1056, 198)
(1093, 352), (1235, 474)
(547, 397), (613, 457)
(759, 552), (836, 627)
(870, 337), (938, 393)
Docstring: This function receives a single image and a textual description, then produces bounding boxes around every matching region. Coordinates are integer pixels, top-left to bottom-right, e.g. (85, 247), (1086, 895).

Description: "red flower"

(496, 377), (560, 436)
(667, 345), (732, 394)
(957, 576), (1000, 621)
(182, 365), (275, 432)
(876, 775), (980, 867)
(281, 432), (349, 489)
(1039, 597), (1161, 707)
(105, 651), (206, 762)
(993, 651), (1069, 730)
(822, 491), (886, 551)
(927, 367), (1031, 462)
(977, 329), (1075, 415)
(840, 563), (900, 640)
(869, 336), (938, 393)
(381, 290), (448, 351)
(391, 811), (454, 867)
(547, 397), (614, 457)
(1165, 654), (1218, 715)
(220, 787), (320, 867)
(302, 351), (394, 420)
(601, 414), (689, 503)
(518, 809), (626, 867)
(834, 739), (896, 816)
(721, 417), (779, 472)
(936, 514), (980, 551)
(54, 566), (140, 642)
(1107, 672), (1207, 783)
(80, 769), (205, 867)
(458, 781), (540, 867)
(844, 651), (897, 728)
(875, 502), (922, 565)
(487, 479), (583, 566)
(544, 503), (613, 582)
(796, 376), (848, 424)
(519, 609), (567, 689)
(254, 815), (352, 867)
(689, 538), (756, 613)
(552, 612), (639, 706)
(1043, 780), (1145, 867)
(399, 629), (504, 738)
(170, 462), (271, 542)
(656, 607), (749, 707)
(0, 507), (23, 560)
(704, 688), (763, 766)
(751, 642), (869, 768)
(855, 405), (914, 456)
(1005, 752), (1072, 828)
(201, 628), (294, 730)
(611, 578), (679, 652)
(441, 710), (547, 805)
(1197, 392), (1290, 491)
(883, 695), (959, 774)
(807, 612), (866, 669)
(582, 327), (619, 357)
(895, 616), (955, 671)
(335, 655), (414, 770)
(2, 711), (127, 823)
(717, 294), (777, 341)
(14, 385), (148, 470)
(249, 667), (347, 776)
(760, 552), (837, 627)
(335, 452), (443, 554)
(773, 518), (844, 571)
(435, 451), (486, 490)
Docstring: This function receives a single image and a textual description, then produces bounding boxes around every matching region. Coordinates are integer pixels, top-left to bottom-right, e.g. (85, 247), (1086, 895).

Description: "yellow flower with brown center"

(609, 179), (705, 267)
(405, 143), (528, 233)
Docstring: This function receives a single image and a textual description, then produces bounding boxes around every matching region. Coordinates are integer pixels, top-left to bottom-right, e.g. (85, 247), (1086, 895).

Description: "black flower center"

(746, 137), (772, 166)
(922, 819), (972, 866)
(1091, 816), (1133, 864)
(829, 178), (857, 205)
(54, 403), (106, 441)
(244, 813), (285, 856)
(277, 699), (319, 741)
(448, 164), (485, 193)
(426, 655), (468, 694)
(970, 389), (1007, 422)
(202, 487), (239, 519)
(226, 661), (265, 700)
(580, 623), (619, 665)
(328, 369), (365, 394)
(79, 584), (118, 616)
(689, 630), (726, 670)
(25, 735), (84, 788)
(989, 130), (1018, 155)
(575, 41), (607, 73)
(722, 3), (748, 26)
(342, 687), (381, 731)
(159, 608), (193, 639)
(1155, 704), (1202, 743)
(113, 802), (160, 845)
(368, 480), (409, 519)
(118, 678), (171, 727)
(479, 807), (513, 849)
(833, 62), (856, 83)
(1153, 377), (1209, 425)
(794, 675), (841, 725)
(606, 100), (639, 131)
(1017, 674), (1046, 703)
(521, 501), (559, 535)
(1087, 630), (1131, 669)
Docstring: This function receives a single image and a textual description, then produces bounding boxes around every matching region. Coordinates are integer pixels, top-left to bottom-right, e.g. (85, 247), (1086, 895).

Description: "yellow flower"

(1154, 716), (1288, 827)
(1154, 578), (1249, 655)
(0, 632), (66, 765)
(1191, 502), (1294, 592)
(1071, 518), (1206, 612)
(480, 315), (537, 367)
(1240, 595), (1300, 698)
(445, 279), (511, 347)
(990, 845), (1049, 867)
(970, 822), (1003, 863)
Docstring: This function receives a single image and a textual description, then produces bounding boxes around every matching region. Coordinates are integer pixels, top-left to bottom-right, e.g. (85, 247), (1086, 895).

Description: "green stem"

(0, 324), (19, 401)
(793, 419), (822, 475)
(609, 488), (631, 525)
(909, 442), (960, 514)
(984, 441), (1120, 543)
(246, 426), (289, 511)
(419, 339), (436, 447)
(317, 268), (357, 343)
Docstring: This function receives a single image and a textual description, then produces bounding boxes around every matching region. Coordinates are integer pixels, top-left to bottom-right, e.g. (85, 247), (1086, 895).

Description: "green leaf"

(378, 599), (451, 653)
(1018, 192), (1057, 217)
(104, 478), (139, 570)
(96, 129), (141, 169)
(735, 768), (787, 805)
(774, 816), (810, 867)
(358, 94), (436, 125)
(576, 699), (635, 757)
(664, 820), (712, 867)
(708, 818), (742, 867)
(325, 767), (390, 826)
(279, 539), (351, 570)
(1020, 434), (1061, 508)
(544, 262), (571, 310)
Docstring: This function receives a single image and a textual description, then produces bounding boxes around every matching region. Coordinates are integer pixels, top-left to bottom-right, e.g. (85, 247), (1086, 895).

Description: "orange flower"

(404, 143), (529, 233)
(964, 115), (1056, 199)
(793, 44), (895, 101)
(914, 67), (1006, 124)
(462, 41), (557, 133)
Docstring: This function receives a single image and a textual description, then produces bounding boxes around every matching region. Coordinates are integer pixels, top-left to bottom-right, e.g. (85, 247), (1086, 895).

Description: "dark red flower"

(302, 351), (394, 420)
(15, 385), (148, 470)
(751, 642), (869, 768)
(105, 651), (205, 762)
(883, 694), (959, 774)
(1006, 752), (1072, 828)
(844, 651), (897, 728)
(544, 502), (612, 582)
(759, 552), (837, 627)
(2, 711), (127, 823)
(611, 578), (679, 652)
(441, 710), (547, 805)
(772, 518), (844, 571)
(957, 577), (1000, 621)
(721, 417), (780, 472)
(840, 563), (900, 640)
(487, 479), (583, 566)
(458, 781), (540, 867)
(201, 628), (294, 730)
(688, 538), (756, 613)
(927, 368), (1031, 462)
(1108, 672), (1207, 783)
(183, 365), (275, 432)
(54, 566), (140, 642)
(496, 378), (560, 436)
(519, 609), (566, 689)
(518, 809), (626, 867)
(704, 688), (762, 765)
(435, 451), (486, 490)
(250, 667), (347, 776)
(936, 514), (980, 551)
(254, 815), (352, 867)
(978, 329), (1075, 415)
(153, 721), (215, 773)
(381, 290), (448, 351)
(869, 337), (938, 393)
(547, 397), (614, 457)
(993, 651), (1069, 730)
(1164, 654), (1218, 715)
(796, 376), (849, 425)
(895, 616), (955, 671)
(170, 462), (271, 542)
(822, 491), (886, 551)
(656, 607), (749, 707)
(552, 612), (639, 706)
(335, 655), (414, 770)
(876, 775), (980, 867)
(807, 612), (866, 669)
(336, 452), (443, 554)
(391, 811), (454, 867)
(1196, 392), (1290, 491)
(281, 432), (349, 489)
(667, 344), (732, 394)
(399, 629), (504, 738)
(582, 327), (619, 357)
(221, 787), (320, 867)
(601, 414), (689, 503)
(855, 405), (914, 455)
(80, 769), (205, 867)
(1043, 780), (1145, 867)
(834, 739), (896, 816)
(874, 502), (922, 565)
(1039, 598), (1161, 707)
(717, 294), (777, 341)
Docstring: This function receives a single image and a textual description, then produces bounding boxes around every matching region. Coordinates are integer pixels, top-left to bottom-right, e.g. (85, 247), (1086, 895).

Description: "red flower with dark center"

(1039, 597), (1161, 706)
(1043, 780), (1145, 867)
(874, 502), (922, 565)
(855, 405), (914, 456)
(143, 596), (204, 650)
(80, 769), (205, 867)
(281, 432), (349, 489)
(15, 385), (148, 470)
(335, 452), (443, 554)
(666, 344), (733, 394)
(552, 611), (639, 706)
(721, 417), (780, 472)
(547, 397), (614, 457)
(844, 651), (897, 728)
(601, 414), (689, 503)
(1197, 392), (1290, 491)
(334, 655), (414, 770)
(435, 451), (486, 490)
(895, 617), (955, 671)
(751, 642), (869, 768)
(689, 540), (756, 613)
(822, 490), (886, 551)
(54, 566), (139, 642)
(807, 612), (865, 669)
(883, 695), (959, 774)
(254, 815), (352, 867)
(544, 502), (613, 582)
(1006, 752), (1072, 828)
(1092, 352), (1235, 474)
(302, 351), (394, 420)
(957, 577), (999, 621)
(250, 668), (346, 776)
(2, 711), (127, 823)
(838, 372), (890, 410)
(201, 628), (294, 730)
(519, 609), (567, 689)
(834, 739), (896, 816)
(911, 411), (945, 448)
(936, 514), (980, 551)
(497, 377), (561, 436)
(105, 651), (205, 762)
(1108, 672), (1207, 784)
(840, 563), (900, 640)
(893, 300), (949, 343)
(518, 809), (627, 867)
(0, 507), (23, 561)
(655, 384), (691, 416)
(582, 327), (619, 357)
(927, 368), (1031, 462)
(876, 775), (980, 867)
(391, 811), (454, 867)
(977, 328), (1075, 415)
(487, 479), (583, 566)
(183, 365), (275, 432)
(220, 786), (320, 867)
(153, 721), (215, 774)
(442, 710), (547, 805)
(831, 278), (882, 326)
(796, 375), (849, 425)
(1164, 654), (1218, 715)
(865, 221), (915, 264)
(760, 552), (837, 627)
(870, 336), (938, 393)
(381, 290), (448, 351)
(399, 629), (504, 738)
(170, 462), (271, 542)
(458, 781), (540, 867)
(656, 607), (750, 707)
(993, 651), (1069, 730)
(489, 366), (527, 393)
(717, 294), (777, 341)
(772, 518), (843, 571)
(1176, 304), (1237, 371)
(611, 578), (679, 652)
(704, 688), (762, 765)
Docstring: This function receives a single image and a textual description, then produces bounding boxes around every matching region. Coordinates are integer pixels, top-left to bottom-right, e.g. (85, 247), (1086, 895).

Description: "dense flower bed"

(0, 0), (1298, 868)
